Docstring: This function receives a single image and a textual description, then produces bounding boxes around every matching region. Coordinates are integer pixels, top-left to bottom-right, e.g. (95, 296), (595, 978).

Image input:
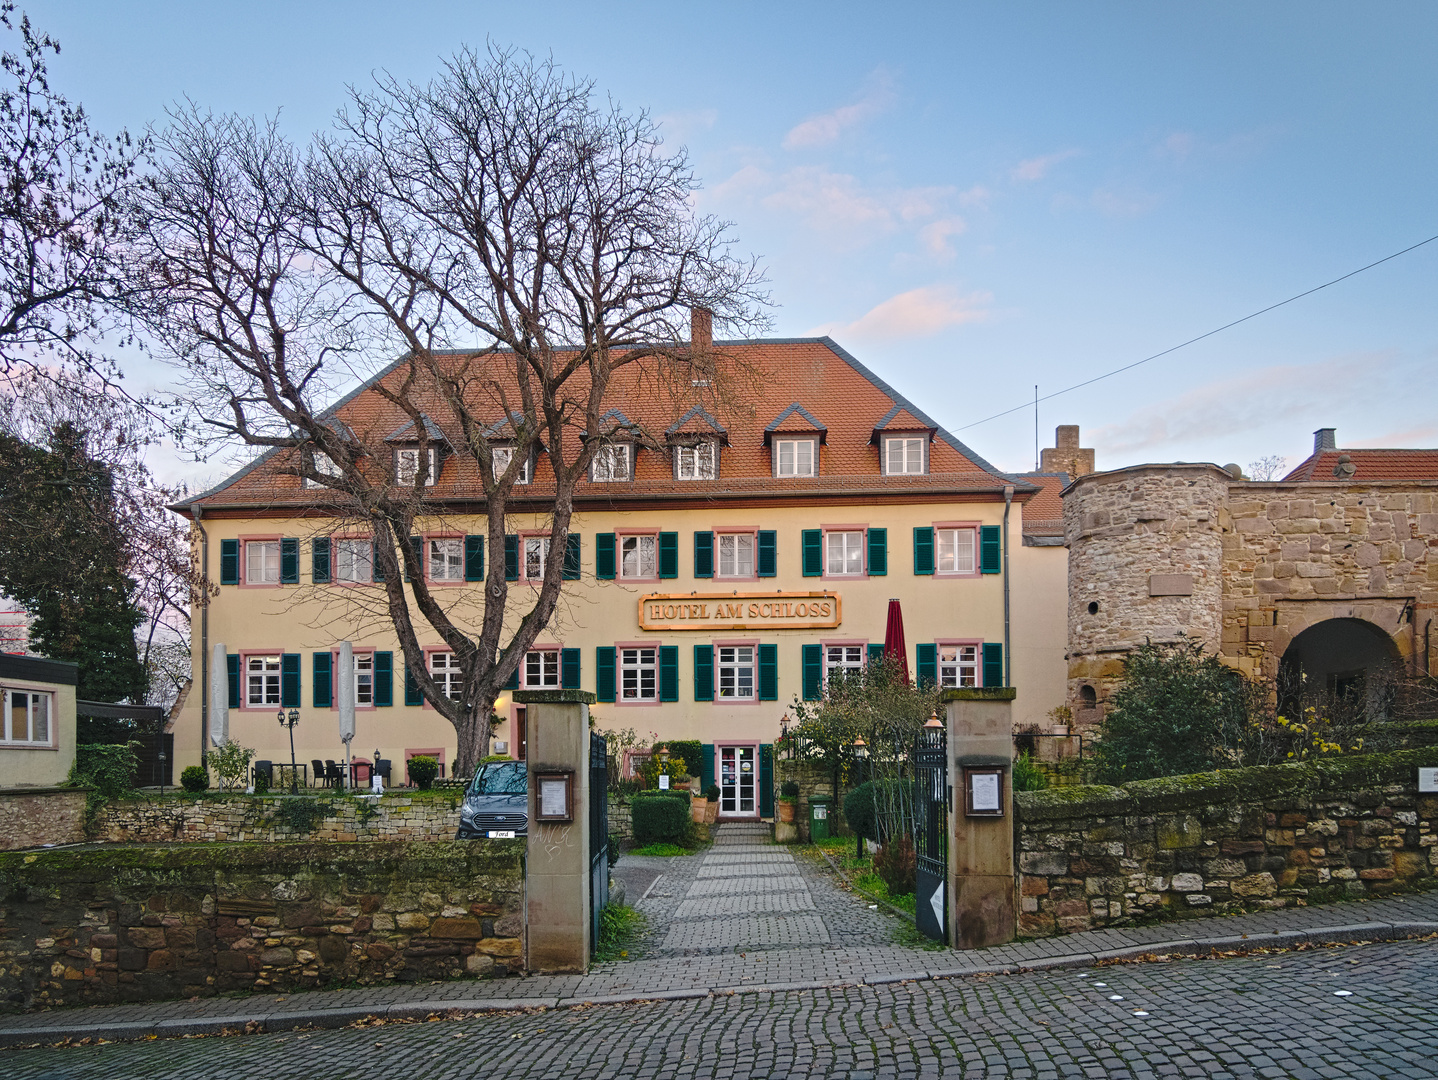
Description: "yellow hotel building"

(171, 325), (1067, 819)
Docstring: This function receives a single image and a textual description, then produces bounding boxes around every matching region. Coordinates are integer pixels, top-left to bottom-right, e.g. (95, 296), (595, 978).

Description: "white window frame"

(246, 655), (282, 707)
(304, 451), (342, 488)
(716, 645), (756, 701)
(395, 446), (438, 486)
(522, 536), (551, 581)
(885, 436), (926, 475)
(354, 651), (374, 707)
(2, 686), (52, 745)
(246, 540), (280, 585)
(825, 645), (865, 687)
(334, 538), (373, 584)
(936, 527), (978, 575)
(523, 649), (561, 689)
(716, 532), (755, 579)
(619, 647), (657, 701)
(591, 444), (632, 482)
(619, 534), (657, 580)
(430, 651), (462, 699)
(428, 537), (464, 582)
(825, 530), (865, 576)
(675, 441), (717, 480)
(774, 438), (815, 478)
(491, 445), (531, 485)
(939, 643), (980, 688)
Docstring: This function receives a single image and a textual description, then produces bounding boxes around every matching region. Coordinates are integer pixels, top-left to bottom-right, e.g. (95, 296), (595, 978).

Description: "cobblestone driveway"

(7, 937), (1434, 1077)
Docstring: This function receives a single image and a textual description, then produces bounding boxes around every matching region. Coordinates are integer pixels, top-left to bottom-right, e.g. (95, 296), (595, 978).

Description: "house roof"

(1016, 472), (1067, 538)
(870, 404), (936, 444)
(1281, 447), (1438, 482)
(666, 405), (729, 444)
(385, 415), (447, 443)
(176, 336), (1036, 514)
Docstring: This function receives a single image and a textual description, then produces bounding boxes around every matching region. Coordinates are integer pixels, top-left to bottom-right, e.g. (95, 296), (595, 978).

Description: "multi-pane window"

(354, 652), (374, 706)
(2, 687), (51, 744)
(716, 533), (754, 578)
(591, 444), (631, 482)
(429, 538), (464, 581)
(826, 530), (865, 575)
(885, 437), (925, 475)
(430, 651), (462, 699)
(826, 645), (865, 685)
(523, 536), (551, 580)
(620, 535), (656, 579)
(936, 528), (977, 574)
(716, 646), (755, 700)
(395, 447), (438, 486)
(619, 647), (657, 701)
(491, 445), (531, 484)
(246, 540), (280, 584)
(939, 644), (979, 688)
(676, 441), (716, 480)
(775, 439), (815, 477)
(304, 451), (342, 487)
(246, 655), (282, 707)
(334, 538), (373, 583)
(524, 649), (560, 689)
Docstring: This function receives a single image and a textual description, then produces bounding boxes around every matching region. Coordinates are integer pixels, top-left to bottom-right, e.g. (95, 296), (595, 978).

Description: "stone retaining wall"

(0, 840), (524, 1010)
(92, 793), (460, 844)
(0, 788), (85, 851)
(1015, 748), (1438, 937)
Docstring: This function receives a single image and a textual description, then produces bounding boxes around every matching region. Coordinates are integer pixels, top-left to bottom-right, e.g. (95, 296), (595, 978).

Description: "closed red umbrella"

(882, 598), (910, 683)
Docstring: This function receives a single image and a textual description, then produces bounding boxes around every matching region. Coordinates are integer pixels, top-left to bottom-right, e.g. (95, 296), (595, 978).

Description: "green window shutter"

(701, 744), (715, 793)
(226, 653), (240, 708)
(373, 651), (393, 706)
(372, 540), (386, 583)
(313, 652), (332, 708)
(757, 530), (777, 577)
(983, 642), (1004, 688)
(759, 744), (774, 818)
(404, 664), (422, 707)
(561, 647), (581, 689)
(563, 534), (581, 580)
(658, 532), (679, 579)
(504, 660), (519, 691)
(801, 643), (822, 701)
(595, 533), (616, 580)
(280, 538), (299, 584)
(916, 643), (937, 688)
(280, 653), (301, 708)
(693, 531), (713, 578)
(980, 525), (1002, 574)
(220, 539), (240, 585)
(311, 538), (331, 584)
(596, 647), (616, 703)
(867, 527), (887, 576)
(693, 644), (713, 702)
(464, 535), (485, 581)
(660, 645), (679, 701)
(801, 529), (822, 577)
(913, 527), (934, 575)
(867, 643), (884, 666)
(758, 643), (778, 701)
(404, 536), (423, 582)
(504, 534), (519, 581)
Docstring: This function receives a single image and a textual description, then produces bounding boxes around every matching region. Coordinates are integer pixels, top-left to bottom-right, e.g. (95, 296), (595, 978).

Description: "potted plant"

(704, 783), (719, 823)
(690, 786), (709, 823)
(777, 780), (800, 824)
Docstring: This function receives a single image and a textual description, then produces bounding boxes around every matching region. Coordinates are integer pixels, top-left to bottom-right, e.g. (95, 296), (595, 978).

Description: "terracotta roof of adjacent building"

(1281, 448), (1438, 482)
(1016, 472), (1067, 537)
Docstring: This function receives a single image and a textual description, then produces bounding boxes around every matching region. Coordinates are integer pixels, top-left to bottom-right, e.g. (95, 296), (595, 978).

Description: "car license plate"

(488, 830), (516, 839)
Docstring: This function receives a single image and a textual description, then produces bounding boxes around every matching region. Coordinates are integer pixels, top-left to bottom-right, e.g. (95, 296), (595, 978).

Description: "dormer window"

(884, 436), (927, 475)
(591, 444), (632, 482)
(395, 447), (438, 486)
(492, 445), (532, 485)
(775, 439), (815, 478)
(675, 440), (717, 481)
(304, 450), (342, 488)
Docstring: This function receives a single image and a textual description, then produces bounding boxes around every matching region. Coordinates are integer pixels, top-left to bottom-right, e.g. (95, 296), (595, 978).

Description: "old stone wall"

(92, 793), (460, 844)
(777, 760), (842, 840)
(1015, 748), (1438, 937)
(0, 840), (524, 1010)
(0, 788), (85, 851)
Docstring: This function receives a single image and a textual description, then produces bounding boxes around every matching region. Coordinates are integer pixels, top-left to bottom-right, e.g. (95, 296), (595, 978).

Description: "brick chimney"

(1040, 425), (1096, 479)
(1313, 427), (1336, 453)
(691, 306), (712, 354)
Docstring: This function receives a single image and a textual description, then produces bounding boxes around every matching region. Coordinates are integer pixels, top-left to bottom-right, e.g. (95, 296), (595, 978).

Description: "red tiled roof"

(1282, 448), (1438, 482)
(181, 337), (1034, 512)
(1017, 472), (1067, 536)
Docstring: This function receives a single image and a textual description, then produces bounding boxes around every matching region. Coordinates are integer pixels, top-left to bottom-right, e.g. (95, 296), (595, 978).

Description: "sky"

(21, 1), (1438, 485)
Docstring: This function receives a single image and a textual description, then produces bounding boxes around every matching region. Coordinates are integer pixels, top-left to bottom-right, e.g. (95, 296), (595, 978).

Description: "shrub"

(780, 780), (800, 799)
(662, 740), (704, 774)
(632, 792), (690, 846)
(208, 739), (255, 791)
(180, 765), (210, 793)
(408, 755), (439, 789)
(873, 833), (917, 896)
(1012, 752), (1049, 792)
(704, 784), (719, 801)
(843, 779), (910, 842)
(253, 767), (270, 795)
(844, 781), (876, 841)
(71, 743), (139, 798)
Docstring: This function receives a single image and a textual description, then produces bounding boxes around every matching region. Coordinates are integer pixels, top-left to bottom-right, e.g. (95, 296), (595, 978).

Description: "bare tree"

(128, 47), (768, 774)
(1247, 454), (1288, 481)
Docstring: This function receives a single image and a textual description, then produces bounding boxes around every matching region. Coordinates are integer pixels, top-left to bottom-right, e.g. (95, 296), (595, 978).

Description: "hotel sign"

(639, 591), (842, 632)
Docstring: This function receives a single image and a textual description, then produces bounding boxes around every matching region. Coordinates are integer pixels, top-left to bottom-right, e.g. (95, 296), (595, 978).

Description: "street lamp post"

(277, 708), (301, 795)
(852, 736), (868, 859)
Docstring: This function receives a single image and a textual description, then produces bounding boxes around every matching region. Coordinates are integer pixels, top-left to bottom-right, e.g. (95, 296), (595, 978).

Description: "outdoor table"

(274, 762), (308, 789)
(349, 761), (373, 786)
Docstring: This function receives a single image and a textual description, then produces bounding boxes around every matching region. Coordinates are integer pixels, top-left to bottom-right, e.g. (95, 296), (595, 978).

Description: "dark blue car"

(456, 760), (528, 838)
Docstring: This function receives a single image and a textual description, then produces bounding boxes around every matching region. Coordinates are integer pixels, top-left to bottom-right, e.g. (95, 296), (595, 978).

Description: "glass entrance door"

(719, 745), (757, 817)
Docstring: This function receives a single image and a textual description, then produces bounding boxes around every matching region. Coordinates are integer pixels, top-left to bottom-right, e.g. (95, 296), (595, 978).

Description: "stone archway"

(1278, 617), (1402, 719)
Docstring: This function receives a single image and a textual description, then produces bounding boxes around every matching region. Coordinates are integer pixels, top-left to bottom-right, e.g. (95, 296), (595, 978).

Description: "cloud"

(1155, 126), (1277, 165)
(918, 217), (967, 260)
(1010, 149), (1080, 183)
(1347, 425), (1438, 448)
(1090, 187), (1161, 218)
(810, 285), (993, 343)
(751, 166), (955, 246)
(783, 70), (896, 150)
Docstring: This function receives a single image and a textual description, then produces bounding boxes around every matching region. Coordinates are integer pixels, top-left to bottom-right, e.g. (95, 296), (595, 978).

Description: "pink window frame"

(238, 648), (286, 712)
(328, 646), (378, 712)
(328, 532), (374, 588)
(711, 638), (760, 705)
(713, 741), (761, 818)
(935, 638), (984, 689)
(237, 534), (282, 589)
(521, 644), (563, 690)
(932, 521), (982, 579)
(517, 530), (554, 583)
(820, 523), (868, 580)
(420, 644), (463, 711)
(712, 527), (759, 581)
(615, 529), (661, 584)
(423, 531), (466, 587)
(614, 639), (661, 707)
(819, 638), (870, 688)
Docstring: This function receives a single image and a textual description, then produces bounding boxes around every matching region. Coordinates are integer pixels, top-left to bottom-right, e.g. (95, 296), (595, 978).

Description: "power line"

(957, 232), (1438, 432)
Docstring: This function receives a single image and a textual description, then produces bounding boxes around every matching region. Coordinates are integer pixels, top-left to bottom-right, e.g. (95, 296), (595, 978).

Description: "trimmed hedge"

(632, 792), (690, 846)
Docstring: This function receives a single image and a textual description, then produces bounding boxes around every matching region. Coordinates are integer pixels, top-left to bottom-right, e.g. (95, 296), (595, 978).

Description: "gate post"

(943, 687), (1016, 950)
(517, 689), (598, 974)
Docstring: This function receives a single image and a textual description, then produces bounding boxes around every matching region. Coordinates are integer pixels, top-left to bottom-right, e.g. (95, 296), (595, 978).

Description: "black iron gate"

(914, 726), (948, 943)
(589, 731), (610, 951)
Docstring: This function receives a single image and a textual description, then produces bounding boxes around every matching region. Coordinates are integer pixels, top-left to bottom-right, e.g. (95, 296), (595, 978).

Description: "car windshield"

(471, 762), (527, 796)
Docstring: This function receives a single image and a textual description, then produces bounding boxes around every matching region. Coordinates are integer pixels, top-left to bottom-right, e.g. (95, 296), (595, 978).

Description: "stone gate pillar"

(517, 689), (597, 974)
(944, 687), (1016, 949)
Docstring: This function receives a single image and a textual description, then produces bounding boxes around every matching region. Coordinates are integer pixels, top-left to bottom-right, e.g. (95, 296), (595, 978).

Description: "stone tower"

(1040, 426), (1095, 479)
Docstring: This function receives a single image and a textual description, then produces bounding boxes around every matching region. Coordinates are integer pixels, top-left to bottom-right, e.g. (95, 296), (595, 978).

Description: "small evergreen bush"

(408, 755), (439, 789)
(180, 765), (210, 793)
(632, 792), (690, 846)
(704, 784), (719, 801)
(780, 780), (800, 799)
(1012, 751), (1049, 792)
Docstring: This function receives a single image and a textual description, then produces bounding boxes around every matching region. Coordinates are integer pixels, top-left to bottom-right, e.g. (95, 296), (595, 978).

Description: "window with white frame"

(591, 444), (631, 482)
(334, 538), (373, 583)
(716, 533), (754, 578)
(246, 540), (280, 584)
(619, 647), (657, 701)
(491, 445), (531, 484)
(675, 441), (716, 480)
(885, 436), (925, 475)
(246, 655), (282, 707)
(716, 645), (755, 700)
(825, 645), (865, 685)
(524, 649), (560, 688)
(354, 652), (374, 706)
(523, 536), (550, 580)
(939, 644), (979, 688)
(429, 538), (463, 581)
(304, 451), (342, 488)
(619, 534), (656, 579)
(936, 528), (977, 574)
(395, 446), (438, 486)
(774, 439), (815, 477)
(430, 651), (462, 699)
(825, 530), (865, 575)
(2, 687), (51, 744)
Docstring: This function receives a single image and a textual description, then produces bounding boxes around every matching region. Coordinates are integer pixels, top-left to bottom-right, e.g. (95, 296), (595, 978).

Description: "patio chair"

(323, 760), (343, 788)
(310, 759), (326, 787)
(374, 758), (392, 785)
(253, 760), (274, 789)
